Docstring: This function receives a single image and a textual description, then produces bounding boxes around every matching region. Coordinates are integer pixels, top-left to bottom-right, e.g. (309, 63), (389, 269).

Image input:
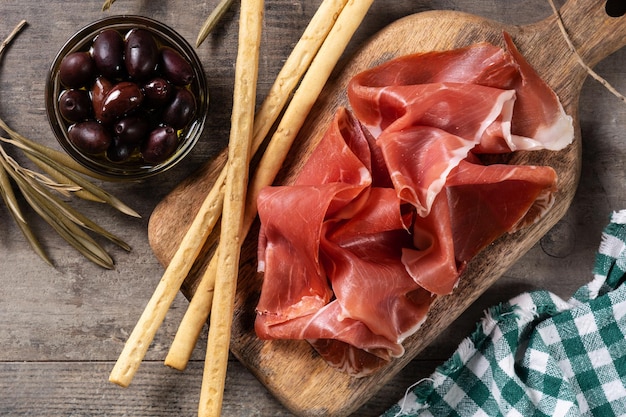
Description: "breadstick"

(108, 170), (225, 387)
(250, 0), (349, 147)
(198, 0), (263, 415)
(164, 249), (218, 370)
(164, 0), (350, 371)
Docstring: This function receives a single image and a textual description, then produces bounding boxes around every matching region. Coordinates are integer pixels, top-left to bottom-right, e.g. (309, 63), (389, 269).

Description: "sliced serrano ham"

(445, 155), (558, 262)
(320, 188), (431, 344)
(256, 109), (373, 326)
(347, 34), (573, 153)
(347, 42), (521, 136)
(255, 35), (573, 376)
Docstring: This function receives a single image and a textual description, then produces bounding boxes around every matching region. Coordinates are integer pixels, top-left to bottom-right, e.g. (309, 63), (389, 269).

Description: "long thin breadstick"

(198, 0), (263, 415)
(164, 249), (218, 370)
(164, 0), (350, 371)
(250, 0), (350, 144)
(108, 171), (225, 387)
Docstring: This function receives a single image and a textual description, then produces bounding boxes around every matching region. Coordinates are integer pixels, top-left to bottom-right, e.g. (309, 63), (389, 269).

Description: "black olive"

(100, 81), (144, 123)
(162, 88), (196, 129)
(160, 47), (195, 86)
(59, 52), (96, 88)
(68, 121), (112, 154)
(106, 136), (135, 163)
(58, 89), (92, 123)
(92, 29), (126, 80)
(142, 77), (173, 109)
(91, 76), (113, 123)
(141, 125), (178, 163)
(125, 29), (159, 81)
(114, 115), (150, 145)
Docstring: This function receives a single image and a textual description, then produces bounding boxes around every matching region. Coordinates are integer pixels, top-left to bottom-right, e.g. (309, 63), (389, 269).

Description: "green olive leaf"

(0, 20), (138, 268)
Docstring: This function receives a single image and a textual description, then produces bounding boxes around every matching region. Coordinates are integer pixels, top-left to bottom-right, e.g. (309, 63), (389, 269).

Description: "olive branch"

(0, 20), (140, 268)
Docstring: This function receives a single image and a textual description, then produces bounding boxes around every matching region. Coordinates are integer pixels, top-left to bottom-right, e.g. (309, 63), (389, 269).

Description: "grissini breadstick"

(250, 0), (350, 145)
(164, 0), (350, 371)
(108, 166), (225, 387)
(164, 248), (218, 370)
(197, 0), (263, 415)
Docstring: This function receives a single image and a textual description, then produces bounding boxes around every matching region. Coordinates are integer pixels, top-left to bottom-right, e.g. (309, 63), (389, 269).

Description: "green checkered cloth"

(383, 210), (626, 417)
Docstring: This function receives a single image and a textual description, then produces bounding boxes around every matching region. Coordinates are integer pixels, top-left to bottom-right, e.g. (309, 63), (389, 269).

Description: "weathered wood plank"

(1, 0), (625, 415)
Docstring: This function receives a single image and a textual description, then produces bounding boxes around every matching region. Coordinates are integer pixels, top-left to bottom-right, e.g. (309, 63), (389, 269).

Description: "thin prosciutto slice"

(320, 188), (432, 344)
(255, 34), (574, 377)
(374, 87), (516, 217)
(256, 109), (432, 372)
(445, 155), (558, 262)
(256, 109), (373, 325)
(348, 33), (573, 152)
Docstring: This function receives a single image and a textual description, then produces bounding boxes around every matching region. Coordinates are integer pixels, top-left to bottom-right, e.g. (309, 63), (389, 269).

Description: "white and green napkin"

(383, 210), (626, 417)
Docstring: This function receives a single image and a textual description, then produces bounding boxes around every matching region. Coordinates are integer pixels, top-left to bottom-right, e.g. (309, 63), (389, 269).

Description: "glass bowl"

(45, 15), (208, 180)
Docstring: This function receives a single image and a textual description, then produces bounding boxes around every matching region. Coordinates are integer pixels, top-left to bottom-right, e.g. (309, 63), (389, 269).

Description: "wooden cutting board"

(148, 1), (626, 415)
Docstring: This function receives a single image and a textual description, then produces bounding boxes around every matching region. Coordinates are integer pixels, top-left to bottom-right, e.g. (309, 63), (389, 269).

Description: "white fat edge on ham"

(395, 312), (429, 345)
(389, 139), (472, 219)
(386, 86), (518, 219)
(503, 32), (574, 151)
(301, 305), (406, 358)
(255, 293), (331, 319)
(479, 89), (516, 141)
(507, 105), (574, 151)
(356, 85), (427, 139)
(418, 86), (518, 216)
(257, 228), (267, 272)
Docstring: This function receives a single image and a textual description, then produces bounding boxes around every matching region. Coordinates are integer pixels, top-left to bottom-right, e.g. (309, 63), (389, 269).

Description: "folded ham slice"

(348, 33), (573, 153)
(255, 34), (573, 377)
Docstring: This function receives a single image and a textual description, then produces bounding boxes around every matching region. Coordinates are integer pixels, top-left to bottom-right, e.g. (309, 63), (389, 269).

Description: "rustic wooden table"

(1, 0), (624, 416)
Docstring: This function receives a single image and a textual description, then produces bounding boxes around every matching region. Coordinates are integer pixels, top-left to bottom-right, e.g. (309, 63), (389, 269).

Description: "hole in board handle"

(606, 0), (626, 17)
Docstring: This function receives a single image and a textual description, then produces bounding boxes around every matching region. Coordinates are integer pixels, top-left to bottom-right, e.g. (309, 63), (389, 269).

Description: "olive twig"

(101, 0), (117, 12)
(0, 20), (27, 61)
(196, 0), (235, 47)
(0, 144), (52, 265)
(0, 20), (138, 268)
(0, 135), (140, 217)
(2, 149), (81, 197)
(0, 135), (134, 267)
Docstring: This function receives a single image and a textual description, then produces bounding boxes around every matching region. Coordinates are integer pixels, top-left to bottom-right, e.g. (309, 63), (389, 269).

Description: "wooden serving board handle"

(148, 1), (626, 416)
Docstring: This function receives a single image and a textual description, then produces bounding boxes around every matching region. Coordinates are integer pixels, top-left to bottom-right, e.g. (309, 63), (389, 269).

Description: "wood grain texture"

(2, 0), (626, 416)
(147, 0), (626, 415)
